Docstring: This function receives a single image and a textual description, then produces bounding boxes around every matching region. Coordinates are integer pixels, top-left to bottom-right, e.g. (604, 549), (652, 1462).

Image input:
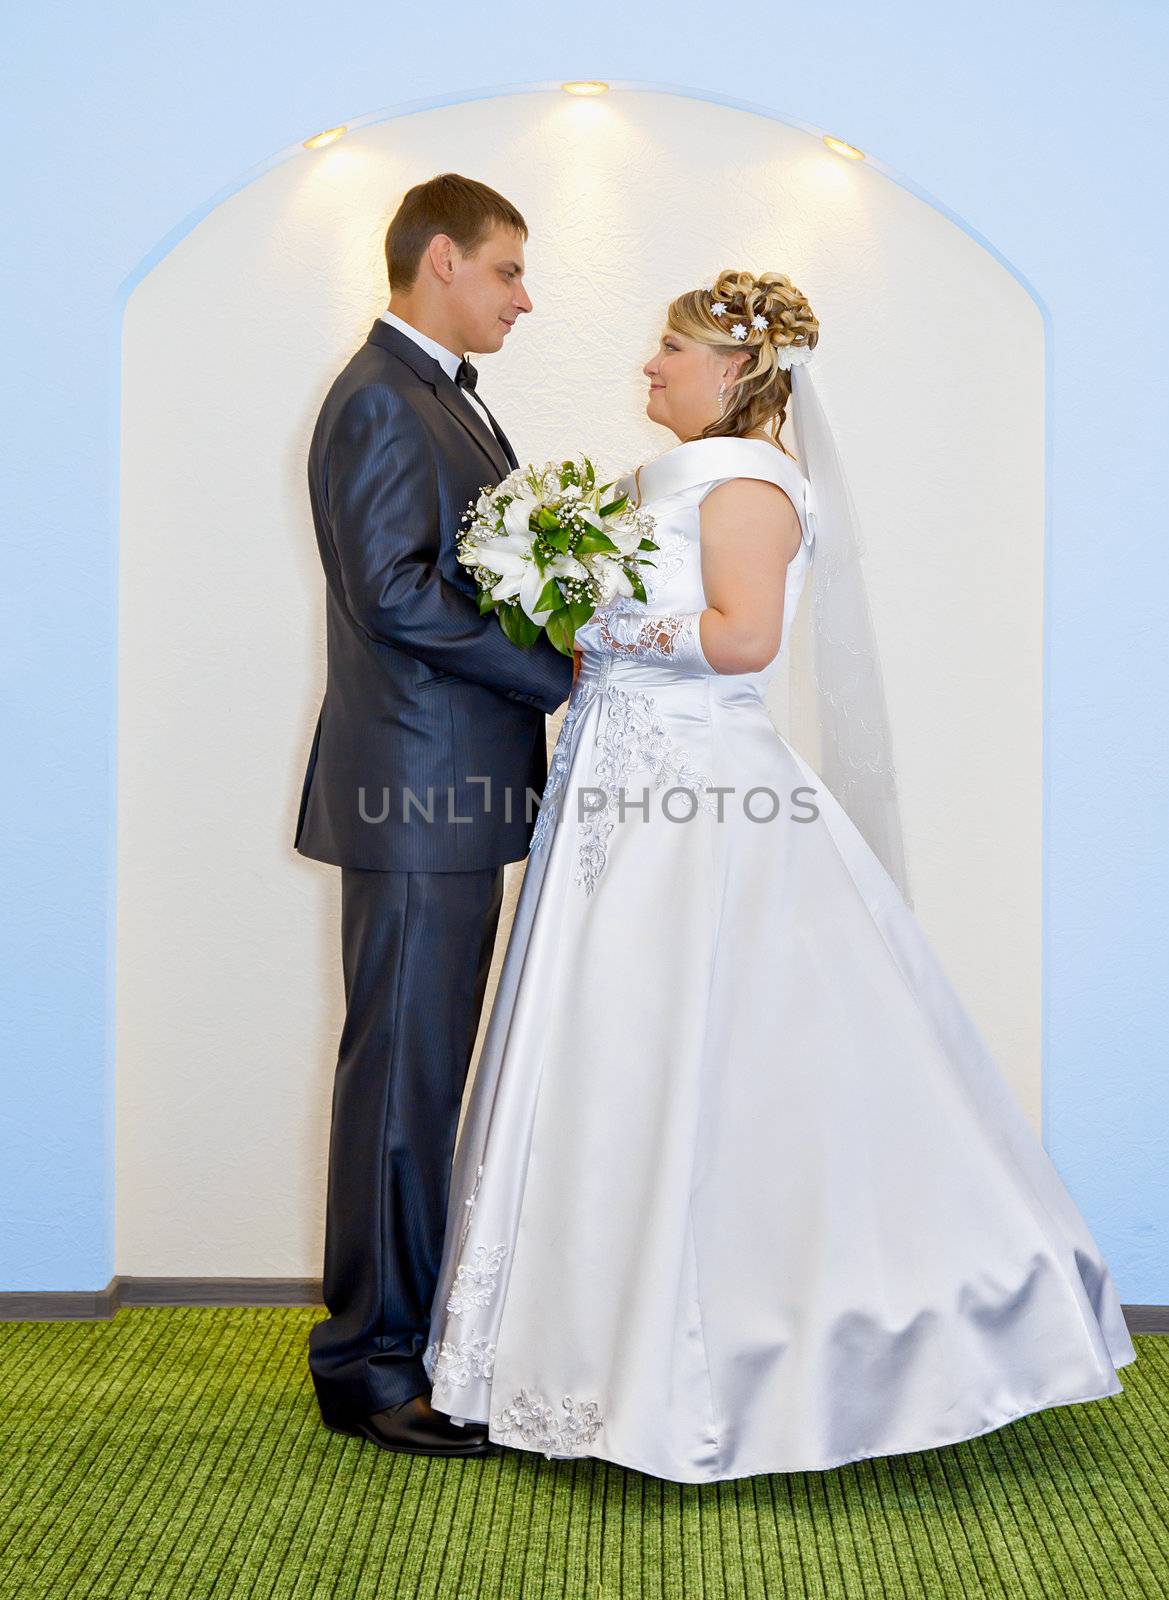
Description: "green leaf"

(568, 597), (596, 628)
(544, 523), (570, 553)
(628, 571), (648, 603)
(535, 507), (561, 533)
(498, 602), (541, 650)
(599, 494), (628, 517)
(544, 608), (576, 656)
(535, 577), (562, 613)
(478, 589), (497, 615)
(574, 530), (620, 556)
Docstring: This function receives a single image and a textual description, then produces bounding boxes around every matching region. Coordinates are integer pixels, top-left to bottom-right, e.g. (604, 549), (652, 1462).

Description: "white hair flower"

(775, 344), (814, 370)
(710, 301), (728, 317)
(751, 313), (769, 331)
(730, 322), (748, 341)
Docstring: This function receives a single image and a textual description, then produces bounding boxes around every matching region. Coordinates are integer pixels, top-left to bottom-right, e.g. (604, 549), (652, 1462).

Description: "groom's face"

(450, 224), (533, 355)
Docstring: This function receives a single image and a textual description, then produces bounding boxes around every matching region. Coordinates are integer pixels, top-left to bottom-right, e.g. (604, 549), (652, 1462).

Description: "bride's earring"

(717, 381), (727, 419)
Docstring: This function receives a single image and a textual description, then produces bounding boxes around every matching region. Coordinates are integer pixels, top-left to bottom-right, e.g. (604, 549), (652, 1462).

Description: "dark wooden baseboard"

(0, 1278), (323, 1320)
(1, 1280), (1167, 1333)
(1122, 1304), (1169, 1334)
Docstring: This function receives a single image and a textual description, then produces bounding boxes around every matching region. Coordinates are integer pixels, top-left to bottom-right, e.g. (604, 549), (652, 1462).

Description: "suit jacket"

(294, 318), (575, 871)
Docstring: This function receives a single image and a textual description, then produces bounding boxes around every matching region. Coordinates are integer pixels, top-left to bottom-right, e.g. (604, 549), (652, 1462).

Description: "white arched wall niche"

(117, 89), (1044, 1275)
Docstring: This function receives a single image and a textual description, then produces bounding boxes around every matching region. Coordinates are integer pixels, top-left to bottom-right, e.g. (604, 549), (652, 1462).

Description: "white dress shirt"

(379, 309), (497, 437)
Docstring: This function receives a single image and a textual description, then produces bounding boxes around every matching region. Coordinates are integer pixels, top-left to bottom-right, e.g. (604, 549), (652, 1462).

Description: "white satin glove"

(577, 604), (716, 674)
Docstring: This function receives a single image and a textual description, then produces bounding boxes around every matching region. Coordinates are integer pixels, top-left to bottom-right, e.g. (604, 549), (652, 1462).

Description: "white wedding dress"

(423, 435), (1136, 1482)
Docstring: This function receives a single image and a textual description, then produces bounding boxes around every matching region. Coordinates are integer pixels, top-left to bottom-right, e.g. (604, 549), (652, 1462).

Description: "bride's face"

(643, 327), (742, 441)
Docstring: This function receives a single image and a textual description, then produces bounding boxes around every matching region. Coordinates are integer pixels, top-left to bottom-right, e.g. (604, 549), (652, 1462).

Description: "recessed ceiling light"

(823, 134), (864, 161)
(304, 125), (348, 150)
(561, 81), (609, 96)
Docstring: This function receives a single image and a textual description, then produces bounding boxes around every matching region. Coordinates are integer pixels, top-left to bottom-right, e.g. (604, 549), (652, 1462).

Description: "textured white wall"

(117, 89), (1043, 1275)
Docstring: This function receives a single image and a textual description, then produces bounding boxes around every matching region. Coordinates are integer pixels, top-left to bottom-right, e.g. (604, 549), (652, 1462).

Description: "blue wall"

(3, 1), (1166, 1297)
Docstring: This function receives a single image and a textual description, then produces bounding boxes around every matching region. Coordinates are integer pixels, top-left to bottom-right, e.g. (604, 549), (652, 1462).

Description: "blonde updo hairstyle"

(666, 269), (819, 454)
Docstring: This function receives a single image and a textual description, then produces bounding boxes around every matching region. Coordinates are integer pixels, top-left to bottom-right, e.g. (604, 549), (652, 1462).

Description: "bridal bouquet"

(457, 456), (660, 656)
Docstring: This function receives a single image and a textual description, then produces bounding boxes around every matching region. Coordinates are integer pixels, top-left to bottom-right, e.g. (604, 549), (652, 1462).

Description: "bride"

(421, 269), (1136, 1482)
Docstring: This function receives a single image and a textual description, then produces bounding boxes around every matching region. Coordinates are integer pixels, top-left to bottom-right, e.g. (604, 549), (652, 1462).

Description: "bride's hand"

(572, 645), (582, 687)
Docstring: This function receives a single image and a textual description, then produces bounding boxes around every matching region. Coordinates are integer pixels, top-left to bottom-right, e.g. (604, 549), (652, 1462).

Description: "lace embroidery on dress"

(594, 604), (699, 663)
(576, 684), (720, 896)
(424, 1161), (506, 1394)
(424, 1333), (496, 1390)
(490, 1389), (604, 1459)
(642, 527), (689, 599)
(446, 1241), (508, 1316)
(529, 676), (603, 856)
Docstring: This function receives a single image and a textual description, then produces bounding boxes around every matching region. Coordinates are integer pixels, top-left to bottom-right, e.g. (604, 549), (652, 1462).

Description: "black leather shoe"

(321, 1394), (501, 1457)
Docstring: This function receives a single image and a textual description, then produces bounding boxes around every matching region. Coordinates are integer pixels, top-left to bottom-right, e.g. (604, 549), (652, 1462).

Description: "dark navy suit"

(296, 318), (574, 1421)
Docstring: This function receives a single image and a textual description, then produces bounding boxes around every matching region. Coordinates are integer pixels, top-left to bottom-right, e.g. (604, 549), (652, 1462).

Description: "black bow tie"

(449, 356), (517, 472)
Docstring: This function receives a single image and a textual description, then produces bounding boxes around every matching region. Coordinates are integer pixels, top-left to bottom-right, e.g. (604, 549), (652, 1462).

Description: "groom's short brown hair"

(385, 173), (528, 291)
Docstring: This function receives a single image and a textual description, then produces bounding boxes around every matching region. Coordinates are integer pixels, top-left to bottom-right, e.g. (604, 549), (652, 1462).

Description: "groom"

(294, 173), (576, 1456)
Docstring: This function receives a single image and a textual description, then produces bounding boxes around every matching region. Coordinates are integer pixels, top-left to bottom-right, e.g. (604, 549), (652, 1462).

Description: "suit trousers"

(308, 861), (505, 1420)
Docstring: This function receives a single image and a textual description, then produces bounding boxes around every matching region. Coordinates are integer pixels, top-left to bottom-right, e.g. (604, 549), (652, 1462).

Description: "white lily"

(502, 495), (540, 538)
(475, 536), (532, 600)
(546, 552), (590, 583)
(600, 517), (647, 557)
(517, 559), (557, 622)
(478, 543), (560, 623)
(470, 531), (534, 574)
(595, 560), (634, 604)
(460, 542), (501, 568)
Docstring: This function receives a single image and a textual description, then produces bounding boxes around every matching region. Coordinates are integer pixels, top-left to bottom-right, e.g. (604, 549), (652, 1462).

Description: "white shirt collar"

(379, 309), (463, 381)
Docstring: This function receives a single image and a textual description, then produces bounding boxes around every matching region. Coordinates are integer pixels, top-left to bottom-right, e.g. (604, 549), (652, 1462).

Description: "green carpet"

(0, 1307), (1165, 1598)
